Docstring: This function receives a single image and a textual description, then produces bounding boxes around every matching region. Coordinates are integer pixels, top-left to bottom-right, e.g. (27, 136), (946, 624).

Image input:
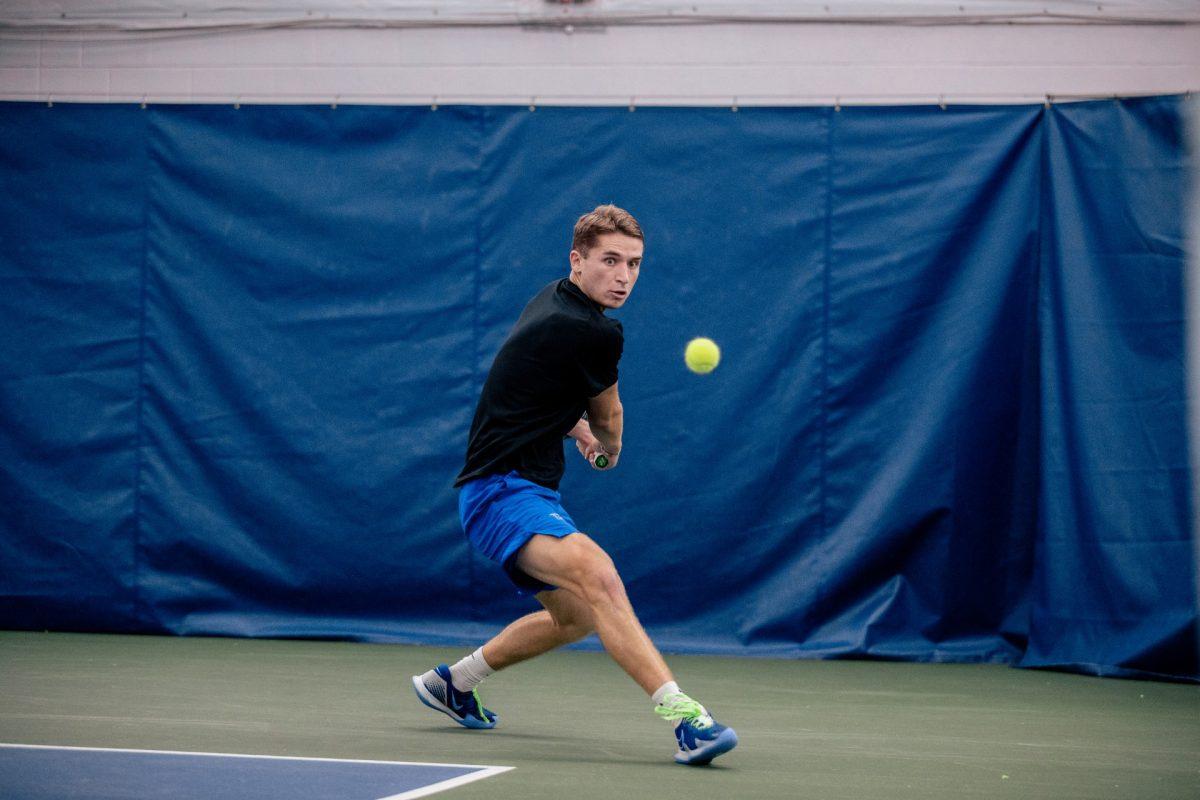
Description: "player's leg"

(515, 531), (738, 765)
(479, 587), (595, 670)
(514, 531), (671, 694)
(410, 572), (596, 731)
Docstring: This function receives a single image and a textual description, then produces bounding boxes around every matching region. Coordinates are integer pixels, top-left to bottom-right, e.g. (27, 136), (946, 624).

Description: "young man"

(412, 205), (738, 766)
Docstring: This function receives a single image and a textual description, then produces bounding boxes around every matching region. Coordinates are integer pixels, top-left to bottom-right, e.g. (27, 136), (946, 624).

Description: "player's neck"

(568, 274), (607, 314)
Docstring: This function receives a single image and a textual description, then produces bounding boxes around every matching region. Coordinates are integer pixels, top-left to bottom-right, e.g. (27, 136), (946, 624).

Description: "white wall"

(1, 3), (1198, 105)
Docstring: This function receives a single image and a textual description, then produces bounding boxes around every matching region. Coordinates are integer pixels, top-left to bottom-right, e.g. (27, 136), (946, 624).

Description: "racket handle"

(594, 454), (609, 469)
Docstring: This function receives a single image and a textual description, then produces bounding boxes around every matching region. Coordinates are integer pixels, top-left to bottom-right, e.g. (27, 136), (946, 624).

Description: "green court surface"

(1, 632), (1197, 799)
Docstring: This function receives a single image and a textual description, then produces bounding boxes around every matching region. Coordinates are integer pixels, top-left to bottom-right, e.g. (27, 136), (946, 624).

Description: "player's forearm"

(566, 417), (594, 442)
(588, 404), (623, 454)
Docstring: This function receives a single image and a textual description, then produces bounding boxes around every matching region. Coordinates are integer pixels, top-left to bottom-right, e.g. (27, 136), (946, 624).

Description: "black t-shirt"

(455, 278), (624, 490)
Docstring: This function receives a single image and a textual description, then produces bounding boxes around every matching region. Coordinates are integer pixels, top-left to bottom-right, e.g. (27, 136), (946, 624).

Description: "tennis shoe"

(412, 664), (497, 730)
(656, 692), (738, 766)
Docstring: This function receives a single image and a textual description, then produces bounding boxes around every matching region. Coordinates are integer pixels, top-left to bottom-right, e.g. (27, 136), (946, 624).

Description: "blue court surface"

(0, 744), (513, 800)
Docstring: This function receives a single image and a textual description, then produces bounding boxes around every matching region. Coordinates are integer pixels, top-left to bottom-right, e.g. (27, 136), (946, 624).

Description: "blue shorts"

(457, 470), (580, 595)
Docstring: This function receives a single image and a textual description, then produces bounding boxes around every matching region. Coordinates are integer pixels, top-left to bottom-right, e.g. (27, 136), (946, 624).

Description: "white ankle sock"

(449, 647), (494, 693)
(651, 680), (682, 707)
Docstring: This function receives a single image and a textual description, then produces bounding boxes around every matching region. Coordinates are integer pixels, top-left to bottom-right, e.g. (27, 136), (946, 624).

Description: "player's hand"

(575, 435), (595, 461)
(575, 432), (618, 470)
(587, 443), (619, 470)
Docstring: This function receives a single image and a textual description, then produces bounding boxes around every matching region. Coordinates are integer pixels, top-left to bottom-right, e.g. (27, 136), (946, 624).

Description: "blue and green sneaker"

(411, 664), (497, 730)
(656, 693), (738, 766)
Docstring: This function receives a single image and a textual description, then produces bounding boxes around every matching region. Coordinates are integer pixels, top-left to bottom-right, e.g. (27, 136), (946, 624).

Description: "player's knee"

(554, 615), (594, 643)
(545, 598), (595, 642)
(575, 555), (625, 609)
(556, 533), (624, 608)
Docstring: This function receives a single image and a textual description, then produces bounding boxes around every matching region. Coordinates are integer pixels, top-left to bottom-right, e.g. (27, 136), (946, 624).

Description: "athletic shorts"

(457, 470), (580, 595)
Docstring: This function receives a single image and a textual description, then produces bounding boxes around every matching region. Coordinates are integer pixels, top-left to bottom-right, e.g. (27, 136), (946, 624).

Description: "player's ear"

(569, 249), (582, 270)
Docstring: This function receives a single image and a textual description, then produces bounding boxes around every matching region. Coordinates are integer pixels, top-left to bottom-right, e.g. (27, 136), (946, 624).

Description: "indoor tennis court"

(2, 2), (1199, 799)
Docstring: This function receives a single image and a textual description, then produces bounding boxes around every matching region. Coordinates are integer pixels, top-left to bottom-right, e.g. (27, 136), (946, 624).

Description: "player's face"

(569, 232), (643, 310)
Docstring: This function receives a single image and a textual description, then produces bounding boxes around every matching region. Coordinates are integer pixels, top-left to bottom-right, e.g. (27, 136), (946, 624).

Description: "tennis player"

(412, 205), (737, 766)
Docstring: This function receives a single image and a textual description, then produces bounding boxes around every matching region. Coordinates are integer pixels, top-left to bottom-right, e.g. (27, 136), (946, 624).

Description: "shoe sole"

(411, 675), (496, 730)
(675, 727), (738, 766)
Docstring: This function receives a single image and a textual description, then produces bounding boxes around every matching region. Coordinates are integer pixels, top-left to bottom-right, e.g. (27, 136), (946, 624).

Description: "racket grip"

(594, 454), (609, 469)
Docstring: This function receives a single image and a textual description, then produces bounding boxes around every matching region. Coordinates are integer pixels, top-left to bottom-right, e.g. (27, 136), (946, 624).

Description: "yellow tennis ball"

(684, 337), (720, 374)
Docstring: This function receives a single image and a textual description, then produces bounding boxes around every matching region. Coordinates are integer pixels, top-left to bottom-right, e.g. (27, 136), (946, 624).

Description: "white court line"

(0, 743), (514, 800)
(375, 766), (514, 800)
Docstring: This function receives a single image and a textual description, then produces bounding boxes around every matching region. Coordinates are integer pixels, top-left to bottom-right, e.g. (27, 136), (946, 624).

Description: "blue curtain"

(0, 97), (1193, 680)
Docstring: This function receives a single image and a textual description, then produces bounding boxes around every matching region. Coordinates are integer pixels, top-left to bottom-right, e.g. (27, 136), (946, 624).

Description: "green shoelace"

(654, 694), (712, 728)
(472, 688), (494, 722)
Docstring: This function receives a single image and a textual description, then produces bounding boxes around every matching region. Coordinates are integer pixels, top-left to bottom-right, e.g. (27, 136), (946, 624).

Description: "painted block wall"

(2, 20), (1198, 106)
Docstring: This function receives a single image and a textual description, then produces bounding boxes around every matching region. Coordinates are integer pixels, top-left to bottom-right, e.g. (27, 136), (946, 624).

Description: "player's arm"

(586, 382), (622, 466)
(566, 415), (605, 466)
(566, 415), (593, 442)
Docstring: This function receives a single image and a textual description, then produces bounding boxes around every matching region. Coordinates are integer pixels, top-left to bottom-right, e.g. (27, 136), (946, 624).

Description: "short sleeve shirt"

(455, 278), (624, 490)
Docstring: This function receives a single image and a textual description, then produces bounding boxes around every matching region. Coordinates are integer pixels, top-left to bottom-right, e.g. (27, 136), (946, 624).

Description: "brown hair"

(571, 204), (644, 256)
